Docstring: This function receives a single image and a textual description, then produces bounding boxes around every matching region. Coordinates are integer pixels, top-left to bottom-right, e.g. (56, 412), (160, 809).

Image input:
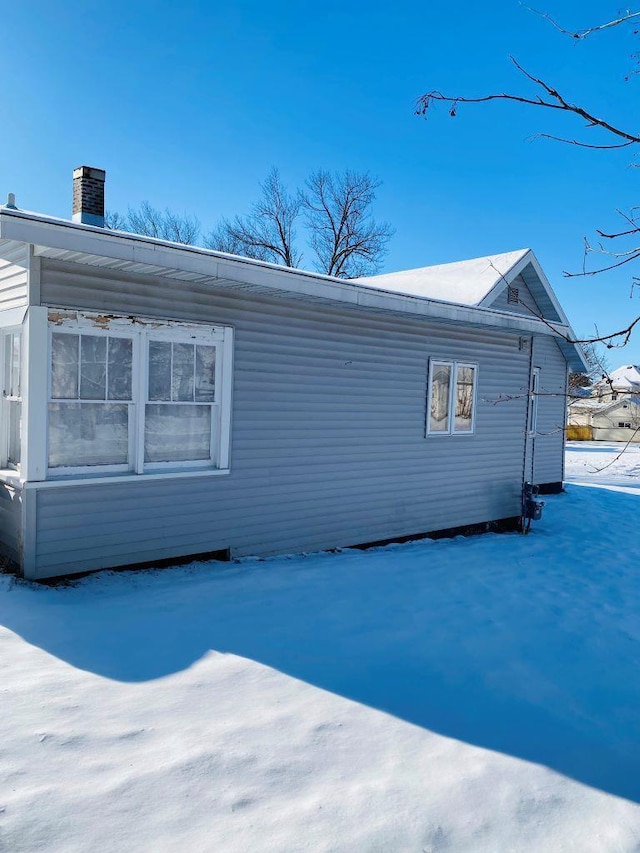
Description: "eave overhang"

(0, 208), (585, 368)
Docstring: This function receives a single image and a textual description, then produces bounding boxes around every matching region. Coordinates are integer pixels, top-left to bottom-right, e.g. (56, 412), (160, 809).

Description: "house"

(567, 365), (640, 441)
(0, 167), (587, 580)
(593, 364), (640, 403)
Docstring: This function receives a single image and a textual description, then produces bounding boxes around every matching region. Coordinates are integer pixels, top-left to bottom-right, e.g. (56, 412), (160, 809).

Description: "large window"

(47, 313), (232, 475)
(427, 360), (477, 436)
(49, 332), (133, 469)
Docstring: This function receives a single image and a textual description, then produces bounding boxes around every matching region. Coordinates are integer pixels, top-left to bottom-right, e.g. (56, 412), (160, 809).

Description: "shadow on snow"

(1, 486), (639, 803)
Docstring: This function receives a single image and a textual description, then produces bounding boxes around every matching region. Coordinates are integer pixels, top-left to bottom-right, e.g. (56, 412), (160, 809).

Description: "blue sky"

(2, 1), (638, 365)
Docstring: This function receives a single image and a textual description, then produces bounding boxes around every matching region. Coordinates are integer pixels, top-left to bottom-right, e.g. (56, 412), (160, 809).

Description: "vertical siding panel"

(487, 275), (541, 320)
(0, 483), (22, 565)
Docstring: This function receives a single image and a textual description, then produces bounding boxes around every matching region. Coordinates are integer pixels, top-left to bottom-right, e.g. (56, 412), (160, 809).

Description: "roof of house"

(0, 206), (589, 372)
(603, 364), (640, 390)
(356, 249), (530, 305)
(570, 395), (640, 415)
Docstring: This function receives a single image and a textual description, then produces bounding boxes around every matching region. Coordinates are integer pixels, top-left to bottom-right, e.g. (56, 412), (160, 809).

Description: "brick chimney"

(72, 166), (105, 227)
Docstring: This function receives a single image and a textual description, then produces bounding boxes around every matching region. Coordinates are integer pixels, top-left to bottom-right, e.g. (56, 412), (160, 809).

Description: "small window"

(528, 368), (540, 435)
(2, 330), (22, 469)
(618, 421), (632, 429)
(145, 338), (217, 465)
(427, 360), (477, 435)
(507, 286), (519, 304)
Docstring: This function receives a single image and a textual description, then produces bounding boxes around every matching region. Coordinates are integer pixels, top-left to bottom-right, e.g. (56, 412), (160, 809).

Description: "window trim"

(426, 359), (478, 437)
(47, 325), (137, 475)
(45, 312), (233, 479)
(0, 327), (22, 471)
(528, 367), (540, 436)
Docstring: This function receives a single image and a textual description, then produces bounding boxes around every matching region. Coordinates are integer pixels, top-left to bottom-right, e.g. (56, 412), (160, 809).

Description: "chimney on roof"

(72, 166), (105, 227)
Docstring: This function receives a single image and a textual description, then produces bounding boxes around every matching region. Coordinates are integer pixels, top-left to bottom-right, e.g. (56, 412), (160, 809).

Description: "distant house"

(593, 364), (640, 403)
(568, 365), (640, 441)
(0, 167), (587, 580)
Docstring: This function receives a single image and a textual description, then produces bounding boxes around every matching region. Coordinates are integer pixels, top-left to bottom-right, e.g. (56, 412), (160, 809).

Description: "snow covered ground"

(565, 440), (640, 488)
(2, 444), (640, 852)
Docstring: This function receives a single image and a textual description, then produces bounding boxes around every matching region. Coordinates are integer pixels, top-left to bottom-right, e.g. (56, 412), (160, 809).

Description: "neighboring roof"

(569, 395), (640, 415)
(0, 207), (588, 372)
(600, 365), (640, 390)
(356, 249), (530, 306)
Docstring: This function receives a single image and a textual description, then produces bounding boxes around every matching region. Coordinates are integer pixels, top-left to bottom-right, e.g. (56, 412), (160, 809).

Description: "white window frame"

(140, 326), (225, 474)
(528, 367), (540, 436)
(47, 325), (138, 475)
(45, 311), (233, 479)
(0, 327), (22, 470)
(426, 359), (478, 437)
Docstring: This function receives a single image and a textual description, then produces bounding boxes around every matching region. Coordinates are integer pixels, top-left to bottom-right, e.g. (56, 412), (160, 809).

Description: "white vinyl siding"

(27, 262), (541, 579)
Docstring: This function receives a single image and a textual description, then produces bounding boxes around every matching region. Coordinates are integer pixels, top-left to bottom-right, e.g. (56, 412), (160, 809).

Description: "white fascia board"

(0, 209), (570, 339)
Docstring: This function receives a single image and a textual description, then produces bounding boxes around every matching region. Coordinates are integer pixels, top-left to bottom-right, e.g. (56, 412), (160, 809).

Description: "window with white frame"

(47, 313), (232, 475)
(427, 360), (477, 435)
(1, 330), (22, 469)
(528, 367), (540, 435)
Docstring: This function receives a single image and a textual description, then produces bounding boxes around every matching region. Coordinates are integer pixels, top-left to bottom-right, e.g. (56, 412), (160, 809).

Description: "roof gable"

(356, 249), (529, 306)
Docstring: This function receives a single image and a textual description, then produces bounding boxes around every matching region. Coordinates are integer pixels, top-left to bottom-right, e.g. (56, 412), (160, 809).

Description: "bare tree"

(204, 168), (302, 267)
(205, 168), (393, 277)
(303, 170), (394, 278)
(105, 201), (200, 245)
(416, 7), (640, 348)
(569, 342), (610, 391)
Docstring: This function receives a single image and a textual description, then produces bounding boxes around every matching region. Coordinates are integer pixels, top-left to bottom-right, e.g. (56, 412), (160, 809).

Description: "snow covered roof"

(356, 249), (530, 306)
(602, 365), (640, 390)
(570, 395), (640, 415)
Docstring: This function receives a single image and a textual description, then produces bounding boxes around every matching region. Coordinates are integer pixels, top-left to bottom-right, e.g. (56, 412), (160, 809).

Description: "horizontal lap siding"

(531, 335), (567, 485)
(0, 242), (28, 311)
(32, 262), (532, 578)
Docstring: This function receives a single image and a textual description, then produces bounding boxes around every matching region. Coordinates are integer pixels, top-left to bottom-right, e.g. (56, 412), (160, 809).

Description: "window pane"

(429, 364), (451, 432)
(48, 402), (129, 467)
(144, 404), (211, 462)
(455, 366), (475, 432)
(148, 341), (172, 401)
(172, 343), (195, 402)
(7, 333), (21, 397)
(108, 337), (133, 400)
(80, 335), (107, 400)
(51, 333), (79, 399)
(7, 400), (20, 466)
(195, 345), (216, 402)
